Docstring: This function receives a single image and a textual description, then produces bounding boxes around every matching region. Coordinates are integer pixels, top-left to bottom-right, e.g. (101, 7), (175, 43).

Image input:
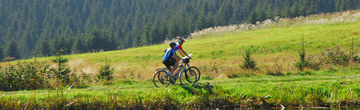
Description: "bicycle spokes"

(153, 70), (170, 87)
(186, 69), (197, 83)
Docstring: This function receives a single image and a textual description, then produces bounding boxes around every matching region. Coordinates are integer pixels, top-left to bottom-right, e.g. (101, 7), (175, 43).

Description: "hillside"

(0, 0), (359, 58)
(1, 10), (360, 109)
(4, 10), (360, 79)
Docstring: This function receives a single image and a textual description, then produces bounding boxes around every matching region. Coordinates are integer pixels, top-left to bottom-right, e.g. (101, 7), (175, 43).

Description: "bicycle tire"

(187, 66), (201, 82)
(179, 69), (197, 85)
(152, 70), (170, 88)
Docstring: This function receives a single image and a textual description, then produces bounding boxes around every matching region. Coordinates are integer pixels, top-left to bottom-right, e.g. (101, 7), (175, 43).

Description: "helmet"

(177, 37), (185, 43)
(169, 42), (177, 48)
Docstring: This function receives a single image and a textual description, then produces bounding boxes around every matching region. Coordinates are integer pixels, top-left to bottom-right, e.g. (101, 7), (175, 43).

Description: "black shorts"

(163, 58), (176, 70)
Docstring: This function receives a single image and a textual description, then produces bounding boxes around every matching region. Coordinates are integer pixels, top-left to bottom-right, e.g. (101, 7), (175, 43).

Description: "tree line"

(0, 0), (359, 60)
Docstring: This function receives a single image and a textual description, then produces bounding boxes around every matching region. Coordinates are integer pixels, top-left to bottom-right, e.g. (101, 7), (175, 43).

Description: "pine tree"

(295, 38), (306, 71)
(0, 46), (4, 61)
(72, 37), (86, 54)
(50, 49), (71, 84)
(196, 11), (206, 30)
(242, 47), (257, 70)
(6, 40), (20, 59)
(247, 11), (258, 24)
(34, 39), (51, 57)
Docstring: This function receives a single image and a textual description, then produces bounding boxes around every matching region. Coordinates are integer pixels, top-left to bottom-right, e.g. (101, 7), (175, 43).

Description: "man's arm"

(180, 49), (189, 57)
(179, 50), (185, 57)
(172, 54), (181, 61)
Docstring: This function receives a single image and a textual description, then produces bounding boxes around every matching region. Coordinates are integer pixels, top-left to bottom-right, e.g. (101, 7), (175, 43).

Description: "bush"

(295, 39), (322, 71)
(0, 60), (90, 91)
(295, 54), (324, 71)
(68, 72), (92, 88)
(0, 61), (51, 91)
(198, 62), (224, 78)
(97, 64), (114, 81)
(241, 47), (257, 70)
(321, 46), (351, 65)
(304, 55), (322, 70)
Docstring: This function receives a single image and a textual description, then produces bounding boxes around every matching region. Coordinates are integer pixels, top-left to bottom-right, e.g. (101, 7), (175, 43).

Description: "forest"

(0, 0), (359, 59)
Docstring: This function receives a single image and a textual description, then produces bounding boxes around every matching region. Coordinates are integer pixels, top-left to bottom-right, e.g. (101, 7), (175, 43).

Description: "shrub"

(68, 72), (92, 88)
(304, 55), (322, 70)
(97, 61), (114, 81)
(0, 61), (51, 91)
(295, 38), (322, 71)
(0, 59), (90, 91)
(198, 62), (224, 78)
(241, 47), (257, 70)
(295, 54), (322, 71)
(321, 46), (351, 65)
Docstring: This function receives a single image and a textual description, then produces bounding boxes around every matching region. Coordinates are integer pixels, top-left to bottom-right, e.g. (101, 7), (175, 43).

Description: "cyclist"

(162, 42), (179, 78)
(175, 36), (190, 59)
(162, 37), (191, 78)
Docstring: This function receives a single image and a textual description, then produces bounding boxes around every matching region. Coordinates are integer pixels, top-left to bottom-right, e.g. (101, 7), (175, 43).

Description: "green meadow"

(1, 10), (360, 109)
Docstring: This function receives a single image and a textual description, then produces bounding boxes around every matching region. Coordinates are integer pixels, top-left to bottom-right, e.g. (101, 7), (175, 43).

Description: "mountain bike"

(153, 54), (201, 87)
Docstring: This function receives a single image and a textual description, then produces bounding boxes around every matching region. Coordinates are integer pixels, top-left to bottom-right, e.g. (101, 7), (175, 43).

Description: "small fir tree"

(50, 49), (71, 84)
(97, 58), (114, 81)
(242, 47), (257, 70)
(6, 40), (20, 59)
(295, 38), (306, 71)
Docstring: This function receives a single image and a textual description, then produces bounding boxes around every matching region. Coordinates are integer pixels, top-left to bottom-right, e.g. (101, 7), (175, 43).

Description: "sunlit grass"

(1, 10), (360, 109)
(1, 70), (359, 109)
(2, 11), (360, 79)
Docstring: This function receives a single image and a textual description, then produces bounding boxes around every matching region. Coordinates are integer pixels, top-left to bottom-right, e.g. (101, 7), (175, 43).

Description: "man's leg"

(171, 61), (179, 75)
(171, 55), (181, 75)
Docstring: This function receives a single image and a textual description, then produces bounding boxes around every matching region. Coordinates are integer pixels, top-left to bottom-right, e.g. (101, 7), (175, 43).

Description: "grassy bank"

(1, 69), (360, 109)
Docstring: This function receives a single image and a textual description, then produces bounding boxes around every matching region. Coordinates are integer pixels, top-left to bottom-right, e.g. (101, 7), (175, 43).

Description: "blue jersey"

(174, 43), (181, 52)
(163, 48), (176, 61)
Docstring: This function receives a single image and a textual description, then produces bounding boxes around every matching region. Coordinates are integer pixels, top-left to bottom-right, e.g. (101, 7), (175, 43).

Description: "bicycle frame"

(174, 60), (191, 77)
(175, 64), (185, 77)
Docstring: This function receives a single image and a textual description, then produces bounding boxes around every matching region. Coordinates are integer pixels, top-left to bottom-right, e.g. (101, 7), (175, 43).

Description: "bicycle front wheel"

(152, 70), (170, 88)
(187, 66), (201, 82)
(179, 69), (197, 85)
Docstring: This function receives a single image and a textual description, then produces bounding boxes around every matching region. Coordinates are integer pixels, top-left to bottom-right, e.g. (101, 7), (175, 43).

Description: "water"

(233, 107), (360, 110)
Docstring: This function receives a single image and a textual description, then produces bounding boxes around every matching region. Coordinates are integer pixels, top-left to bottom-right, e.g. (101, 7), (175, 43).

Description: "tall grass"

(1, 74), (359, 109)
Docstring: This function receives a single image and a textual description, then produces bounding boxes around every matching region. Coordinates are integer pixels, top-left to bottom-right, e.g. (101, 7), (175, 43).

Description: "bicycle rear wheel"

(152, 70), (170, 87)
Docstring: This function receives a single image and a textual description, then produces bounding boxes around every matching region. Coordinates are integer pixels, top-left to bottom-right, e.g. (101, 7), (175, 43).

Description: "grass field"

(1, 70), (359, 109)
(1, 10), (360, 109)
(6, 10), (359, 79)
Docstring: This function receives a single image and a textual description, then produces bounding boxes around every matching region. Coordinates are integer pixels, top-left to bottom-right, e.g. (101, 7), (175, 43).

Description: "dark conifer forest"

(0, 0), (359, 59)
